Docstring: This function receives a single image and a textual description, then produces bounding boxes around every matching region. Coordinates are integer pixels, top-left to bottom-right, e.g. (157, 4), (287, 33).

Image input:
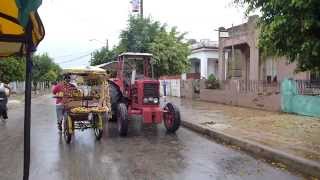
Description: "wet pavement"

(168, 97), (320, 163)
(0, 95), (304, 180)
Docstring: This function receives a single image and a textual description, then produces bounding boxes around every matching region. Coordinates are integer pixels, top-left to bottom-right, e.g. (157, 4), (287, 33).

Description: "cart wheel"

(93, 114), (103, 140)
(163, 103), (181, 133)
(64, 115), (72, 144)
(117, 103), (128, 136)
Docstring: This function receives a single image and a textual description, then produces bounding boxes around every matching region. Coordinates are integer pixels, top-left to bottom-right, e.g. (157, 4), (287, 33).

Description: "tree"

(234, 0), (320, 71)
(119, 16), (190, 77)
(0, 57), (25, 83)
(149, 27), (190, 77)
(32, 53), (61, 90)
(119, 16), (162, 53)
(90, 16), (191, 76)
(90, 47), (118, 66)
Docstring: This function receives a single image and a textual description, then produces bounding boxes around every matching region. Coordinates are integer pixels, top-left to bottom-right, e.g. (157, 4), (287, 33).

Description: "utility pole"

(140, 0), (143, 18)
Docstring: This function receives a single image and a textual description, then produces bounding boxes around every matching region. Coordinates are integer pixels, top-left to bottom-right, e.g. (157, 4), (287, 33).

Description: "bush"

(207, 74), (216, 81)
(205, 74), (219, 89)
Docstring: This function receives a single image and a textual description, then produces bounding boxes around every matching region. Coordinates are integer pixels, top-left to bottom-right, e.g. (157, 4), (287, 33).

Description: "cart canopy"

(63, 66), (107, 75)
(0, 0), (44, 57)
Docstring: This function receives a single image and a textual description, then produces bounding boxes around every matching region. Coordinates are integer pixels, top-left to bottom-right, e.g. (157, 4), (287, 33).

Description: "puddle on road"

(201, 121), (231, 130)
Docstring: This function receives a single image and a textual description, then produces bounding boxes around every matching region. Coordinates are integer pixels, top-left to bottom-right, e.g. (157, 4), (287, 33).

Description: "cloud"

(37, 0), (246, 68)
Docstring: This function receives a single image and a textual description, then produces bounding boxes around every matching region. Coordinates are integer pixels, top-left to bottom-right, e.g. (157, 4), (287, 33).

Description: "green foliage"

(90, 46), (120, 66)
(234, 0), (320, 71)
(91, 16), (191, 77)
(205, 74), (219, 89)
(149, 27), (190, 77)
(0, 53), (61, 84)
(119, 16), (163, 53)
(32, 53), (61, 84)
(0, 57), (25, 83)
(207, 74), (217, 82)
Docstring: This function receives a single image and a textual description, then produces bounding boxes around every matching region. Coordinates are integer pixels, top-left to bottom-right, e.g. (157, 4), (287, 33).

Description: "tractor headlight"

(143, 98), (148, 103)
(148, 97), (153, 102)
(153, 98), (159, 104)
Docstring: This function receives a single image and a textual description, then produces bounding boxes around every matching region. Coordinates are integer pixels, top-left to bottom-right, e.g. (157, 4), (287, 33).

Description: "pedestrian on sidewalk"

(0, 81), (11, 120)
(162, 80), (167, 102)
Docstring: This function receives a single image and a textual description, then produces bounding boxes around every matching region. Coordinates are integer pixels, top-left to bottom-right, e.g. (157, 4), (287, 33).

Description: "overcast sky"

(37, 0), (247, 68)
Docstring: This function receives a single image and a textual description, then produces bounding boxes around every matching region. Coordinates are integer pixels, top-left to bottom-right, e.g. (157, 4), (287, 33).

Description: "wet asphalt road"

(0, 95), (303, 180)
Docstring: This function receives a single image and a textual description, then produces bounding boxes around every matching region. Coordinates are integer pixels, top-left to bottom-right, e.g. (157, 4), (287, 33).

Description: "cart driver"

(52, 74), (76, 131)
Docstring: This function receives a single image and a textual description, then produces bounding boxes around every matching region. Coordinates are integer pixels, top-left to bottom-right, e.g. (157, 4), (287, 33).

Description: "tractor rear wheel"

(163, 103), (181, 133)
(117, 103), (128, 136)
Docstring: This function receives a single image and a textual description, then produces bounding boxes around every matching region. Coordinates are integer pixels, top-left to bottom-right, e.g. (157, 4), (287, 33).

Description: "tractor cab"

(118, 52), (153, 86)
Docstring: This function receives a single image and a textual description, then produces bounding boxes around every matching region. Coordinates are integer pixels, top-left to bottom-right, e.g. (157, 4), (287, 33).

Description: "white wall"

(159, 80), (181, 97)
(188, 49), (219, 79)
(188, 50), (219, 60)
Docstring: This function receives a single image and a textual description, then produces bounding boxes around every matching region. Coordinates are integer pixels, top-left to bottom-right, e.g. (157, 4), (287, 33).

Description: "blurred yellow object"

(70, 106), (108, 113)
(71, 107), (90, 113)
(91, 107), (108, 113)
(72, 90), (82, 97)
(0, 0), (45, 57)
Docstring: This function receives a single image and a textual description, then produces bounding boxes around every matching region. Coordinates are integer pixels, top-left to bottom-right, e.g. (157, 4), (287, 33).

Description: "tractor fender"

(108, 80), (125, 112)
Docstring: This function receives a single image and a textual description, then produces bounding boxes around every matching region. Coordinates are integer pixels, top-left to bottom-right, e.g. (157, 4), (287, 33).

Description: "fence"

(159, 80), (181, 97)
(198, 79), (281, 111)
(9, 81), (51, 94)
(238, 80), (280, 94)
(216, 80), (280, 94)
(294, 80), (320, 96)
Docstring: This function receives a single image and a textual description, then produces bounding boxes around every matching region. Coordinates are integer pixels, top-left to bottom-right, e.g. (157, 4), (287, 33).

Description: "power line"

(54, 50), (93, 59)
(57, 53), (92, 64)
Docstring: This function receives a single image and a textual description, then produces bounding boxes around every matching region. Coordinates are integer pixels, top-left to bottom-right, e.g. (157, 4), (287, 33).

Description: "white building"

(188, 39), (219, 79)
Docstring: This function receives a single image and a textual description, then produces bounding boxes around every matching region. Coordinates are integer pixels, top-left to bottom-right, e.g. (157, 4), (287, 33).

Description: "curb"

(181, 120), (320, 178)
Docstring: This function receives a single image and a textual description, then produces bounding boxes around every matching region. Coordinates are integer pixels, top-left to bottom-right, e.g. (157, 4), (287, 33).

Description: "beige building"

(218, 15), (310, 82)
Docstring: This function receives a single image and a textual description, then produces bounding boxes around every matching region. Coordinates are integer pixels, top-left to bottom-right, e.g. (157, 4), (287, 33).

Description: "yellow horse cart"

(57, 66), (110, 143)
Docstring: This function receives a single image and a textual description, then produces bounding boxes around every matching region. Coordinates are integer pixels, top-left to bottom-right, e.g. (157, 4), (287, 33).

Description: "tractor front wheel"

(163, 103), (181, 133)
(117, 103), (128, 136)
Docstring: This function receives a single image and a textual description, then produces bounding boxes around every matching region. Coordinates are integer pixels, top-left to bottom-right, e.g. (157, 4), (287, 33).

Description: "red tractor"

(108, 52), (181, 136)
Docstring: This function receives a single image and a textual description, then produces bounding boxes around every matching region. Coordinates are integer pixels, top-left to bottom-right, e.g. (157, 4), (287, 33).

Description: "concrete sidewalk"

(167, 97), (320, 178)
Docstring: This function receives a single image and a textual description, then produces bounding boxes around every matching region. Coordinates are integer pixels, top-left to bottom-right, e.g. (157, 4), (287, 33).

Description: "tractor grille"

(144, 83), (159, 97)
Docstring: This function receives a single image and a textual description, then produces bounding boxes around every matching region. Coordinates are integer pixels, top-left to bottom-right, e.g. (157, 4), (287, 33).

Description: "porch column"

(218, 47), (225, 80)
(249, 45), (260, 80)
(200, 57), (208, 79)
